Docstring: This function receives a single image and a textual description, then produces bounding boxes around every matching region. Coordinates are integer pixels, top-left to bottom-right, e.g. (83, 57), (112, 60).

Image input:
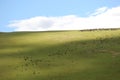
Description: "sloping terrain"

(0, 30), (120, 80)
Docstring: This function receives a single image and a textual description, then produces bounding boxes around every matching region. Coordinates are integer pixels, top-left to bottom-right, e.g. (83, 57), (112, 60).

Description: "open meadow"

(0, 30), (120, 80)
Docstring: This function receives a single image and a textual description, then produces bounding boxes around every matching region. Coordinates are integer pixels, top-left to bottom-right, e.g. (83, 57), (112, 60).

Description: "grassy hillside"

(0, 30), (120, 80)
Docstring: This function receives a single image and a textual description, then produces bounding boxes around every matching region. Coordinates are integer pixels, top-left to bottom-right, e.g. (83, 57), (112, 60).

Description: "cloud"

(8, 6), (120, 31)
(90, 7), (108, 16)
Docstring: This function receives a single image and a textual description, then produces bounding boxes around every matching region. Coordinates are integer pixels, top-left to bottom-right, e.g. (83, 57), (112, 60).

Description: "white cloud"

(8, 6), (120, 31)
(90, 7), (108, 16)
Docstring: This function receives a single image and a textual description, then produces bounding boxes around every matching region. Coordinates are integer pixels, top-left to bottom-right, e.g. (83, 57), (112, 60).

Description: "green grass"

(0, 30), (120, 80)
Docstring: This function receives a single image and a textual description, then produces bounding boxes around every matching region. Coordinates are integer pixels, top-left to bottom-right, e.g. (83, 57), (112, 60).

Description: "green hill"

(0, 30), (120, 80)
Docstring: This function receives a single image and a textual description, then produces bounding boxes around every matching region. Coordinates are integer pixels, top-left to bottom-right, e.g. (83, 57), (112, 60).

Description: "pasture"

(0, 30), (120, 80)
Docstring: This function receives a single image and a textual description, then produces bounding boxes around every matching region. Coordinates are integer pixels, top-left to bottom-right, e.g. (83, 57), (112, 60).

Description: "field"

(0, 30), (120, 80)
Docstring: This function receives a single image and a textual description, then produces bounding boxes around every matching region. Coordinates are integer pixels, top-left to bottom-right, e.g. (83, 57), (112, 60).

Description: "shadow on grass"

(0, 34), (120, 58)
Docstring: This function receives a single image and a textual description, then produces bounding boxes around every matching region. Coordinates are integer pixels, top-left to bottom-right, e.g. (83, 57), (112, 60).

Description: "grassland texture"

(0, 30), (120, 80)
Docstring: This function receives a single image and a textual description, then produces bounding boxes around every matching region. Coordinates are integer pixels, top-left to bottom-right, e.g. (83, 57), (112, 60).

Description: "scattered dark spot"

(33, 71), (36, 75)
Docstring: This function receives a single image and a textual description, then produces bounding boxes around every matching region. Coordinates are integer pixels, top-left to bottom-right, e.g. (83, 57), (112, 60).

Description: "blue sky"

(0, 0), (120, 32)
